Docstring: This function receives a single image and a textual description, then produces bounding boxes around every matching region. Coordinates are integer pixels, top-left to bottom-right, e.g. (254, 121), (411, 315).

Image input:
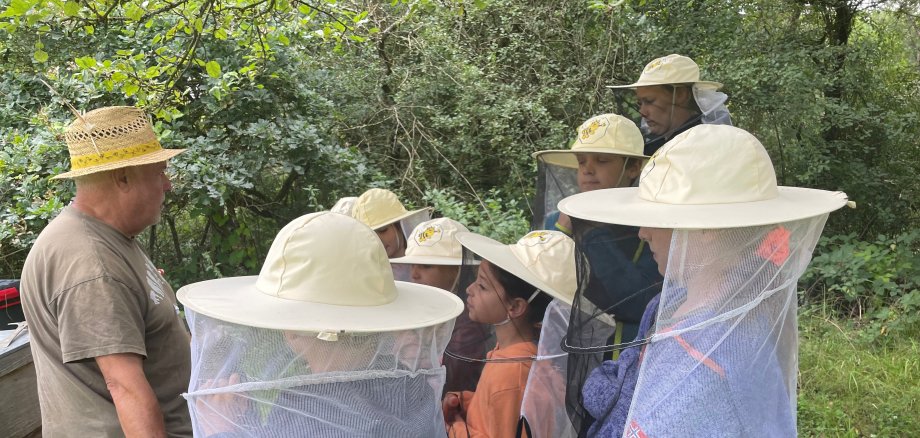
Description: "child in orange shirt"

(444, 230), (576, 438)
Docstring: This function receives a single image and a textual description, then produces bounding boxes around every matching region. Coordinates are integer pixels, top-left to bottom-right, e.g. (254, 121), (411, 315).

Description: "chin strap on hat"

(493, 289), (542, 327)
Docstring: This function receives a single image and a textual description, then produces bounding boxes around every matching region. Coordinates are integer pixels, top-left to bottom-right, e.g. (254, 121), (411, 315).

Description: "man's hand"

(96, 353), (167, 438)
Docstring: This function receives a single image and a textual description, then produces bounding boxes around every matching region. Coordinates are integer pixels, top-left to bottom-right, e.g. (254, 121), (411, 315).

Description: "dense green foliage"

(1, 0), (916, 313)
(1, 0), (919, 433)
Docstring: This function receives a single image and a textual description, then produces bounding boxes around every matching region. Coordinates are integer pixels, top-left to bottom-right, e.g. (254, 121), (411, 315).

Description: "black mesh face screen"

(531, 159), (578, 231)
(563, 217), (663, 435)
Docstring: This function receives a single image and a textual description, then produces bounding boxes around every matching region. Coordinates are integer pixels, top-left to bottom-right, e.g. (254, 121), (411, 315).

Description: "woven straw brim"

(607, 80), (723, 90)
(177, 277), (464, 332)
(559, 187), (848, 229)
(457, 233), (572, 305)
(53, 148), (185, 179)
(533, 148), (649, 169)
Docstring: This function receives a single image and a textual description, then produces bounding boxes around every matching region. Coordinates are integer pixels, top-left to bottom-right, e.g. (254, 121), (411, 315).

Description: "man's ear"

(111, 167), (131, 192)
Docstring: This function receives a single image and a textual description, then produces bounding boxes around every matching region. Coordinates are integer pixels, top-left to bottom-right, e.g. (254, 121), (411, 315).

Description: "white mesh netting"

(575, 215), (828, 437)
(183, 309), (454, 437)
(520, 299), (577, 438)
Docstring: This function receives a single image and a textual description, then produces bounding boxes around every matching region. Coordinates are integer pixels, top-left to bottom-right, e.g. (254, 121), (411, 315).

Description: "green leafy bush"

(423, 188), (529, 244)
(802, 230), (920, 338)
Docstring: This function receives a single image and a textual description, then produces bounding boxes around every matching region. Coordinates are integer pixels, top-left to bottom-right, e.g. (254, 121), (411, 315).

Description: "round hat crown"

(54, 106), (184, 179)
(607, 54), (722, 90)
(508, 230), (577, 304)
(638, 54), (701, 84)
(638, 124), (778, 206)
(572, 113), (645, 156)
(405, 218), (469, 260)
(255, 212), (397, 306)
(352, 188), (410, 230)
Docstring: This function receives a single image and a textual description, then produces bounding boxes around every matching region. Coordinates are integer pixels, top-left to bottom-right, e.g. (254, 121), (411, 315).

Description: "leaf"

(62, 1), (80, 16)
(123, 82), (139, 96)
(205, 60), (221, 78)
(33, 49), (48, 63)
(74, 56), (96, 69)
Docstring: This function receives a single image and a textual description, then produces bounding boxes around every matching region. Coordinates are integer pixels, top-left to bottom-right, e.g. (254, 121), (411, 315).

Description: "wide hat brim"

(606, 80), (723, 90)
(177, 276), (464, 332)
(389, 254), (462, 266)
(53, 148), (185, 179)
(558, 186), (848, 229)
(532, 147), (648, 169)
(368, 207), (431, 231)
(457, 233), (571, 305)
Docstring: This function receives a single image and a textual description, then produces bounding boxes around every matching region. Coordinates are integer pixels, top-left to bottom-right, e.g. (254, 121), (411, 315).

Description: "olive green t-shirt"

(20, 206), (192, 437)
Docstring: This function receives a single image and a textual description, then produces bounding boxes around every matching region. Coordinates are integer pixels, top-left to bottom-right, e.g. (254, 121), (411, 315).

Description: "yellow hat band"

(70, 141), (163, 170)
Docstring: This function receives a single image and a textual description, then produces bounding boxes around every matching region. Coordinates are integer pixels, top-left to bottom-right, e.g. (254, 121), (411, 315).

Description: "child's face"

(576, 153), (638, 192)
(465, 260), (510, 324)
(375, 223), (404, 258)
(409, 264), (459, 291)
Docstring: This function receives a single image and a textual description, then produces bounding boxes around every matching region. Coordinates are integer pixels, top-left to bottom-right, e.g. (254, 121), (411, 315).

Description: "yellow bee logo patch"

(415, 224), (443, 246)
(644, 58), (664, 73)
(519, 230), (554, 246)
(579, 118), (608, 143)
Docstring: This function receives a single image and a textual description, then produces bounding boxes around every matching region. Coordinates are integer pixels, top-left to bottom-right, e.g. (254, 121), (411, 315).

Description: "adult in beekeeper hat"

(178, 212), (463, 437)
(351, 188), (432, 280)
(558, 124), (849, 436)
(443, 229), (574, 438)
(20, 106), (192, 436)
(391, 218), (492, 393)
(608, 54), (732, 155)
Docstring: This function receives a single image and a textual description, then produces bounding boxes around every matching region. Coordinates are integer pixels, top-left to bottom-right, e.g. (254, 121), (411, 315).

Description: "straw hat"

(533, 114), (648, 168)
(558, 125), (848, 229)
(53, 106), (184, 179)
(457, 230), (577, 305)
(177, 212), (464, 334)
(607, 54), (722, 91)
(390, 218), (469, 266)
(351, 188), (431, 231)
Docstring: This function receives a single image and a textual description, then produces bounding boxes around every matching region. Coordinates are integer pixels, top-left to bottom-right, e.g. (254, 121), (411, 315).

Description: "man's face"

(638, 227), (674, 277)
(636, 86), (692, 137)
(576, 153), (637, 192)
(128, 161), (173, 231)
(410, 264), (459, 291)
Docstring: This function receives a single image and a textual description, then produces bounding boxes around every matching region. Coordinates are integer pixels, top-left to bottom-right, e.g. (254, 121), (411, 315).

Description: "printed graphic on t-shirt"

(143, 254), (166, 305)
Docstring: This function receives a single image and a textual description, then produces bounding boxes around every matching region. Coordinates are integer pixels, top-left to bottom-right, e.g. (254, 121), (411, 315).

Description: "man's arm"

(96, 353), (167, 438)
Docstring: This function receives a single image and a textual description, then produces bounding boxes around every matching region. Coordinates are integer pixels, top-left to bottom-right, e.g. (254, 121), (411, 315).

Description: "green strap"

(612, 321), (624, 360)
(632, 239), (646, 263)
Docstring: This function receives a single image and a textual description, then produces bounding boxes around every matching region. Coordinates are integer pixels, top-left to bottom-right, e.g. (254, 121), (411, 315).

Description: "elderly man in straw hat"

(20, 106), (192, 437)
(558, 124), (848, 436)
(608, 54), (732, 155)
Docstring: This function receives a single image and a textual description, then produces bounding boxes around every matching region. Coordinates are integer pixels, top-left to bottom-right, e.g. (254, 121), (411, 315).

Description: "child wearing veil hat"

(559, 125), (849, 436)
(177, 212), (463, 437)
(390, 217), (492, 393)
(351, 188), (432, 281)
(443, 230), (575, 438)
